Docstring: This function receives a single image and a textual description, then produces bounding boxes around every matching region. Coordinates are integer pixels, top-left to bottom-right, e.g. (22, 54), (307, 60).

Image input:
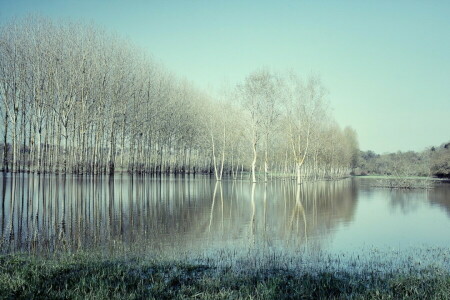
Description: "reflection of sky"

(330, 184), (450, 253)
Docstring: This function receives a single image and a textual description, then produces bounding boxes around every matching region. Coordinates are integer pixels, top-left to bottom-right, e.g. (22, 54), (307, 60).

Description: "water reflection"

(429, 184), (450, 217)
(0, 174), (449, 255)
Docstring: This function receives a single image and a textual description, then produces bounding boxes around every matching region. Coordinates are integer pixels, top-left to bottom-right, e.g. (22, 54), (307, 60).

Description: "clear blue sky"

(1, 0), (449, 153)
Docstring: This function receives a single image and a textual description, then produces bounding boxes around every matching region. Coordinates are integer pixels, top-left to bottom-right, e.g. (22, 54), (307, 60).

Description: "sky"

(1, 0), (449, 153)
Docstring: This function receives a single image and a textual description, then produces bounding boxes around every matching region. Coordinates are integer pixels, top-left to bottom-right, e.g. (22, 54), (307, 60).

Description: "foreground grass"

(1, 253), (450, 299)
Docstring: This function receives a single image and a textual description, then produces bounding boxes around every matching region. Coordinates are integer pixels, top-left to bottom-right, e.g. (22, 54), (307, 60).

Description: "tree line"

(0, 17), (359, 182)
(356, 141), (450, 178)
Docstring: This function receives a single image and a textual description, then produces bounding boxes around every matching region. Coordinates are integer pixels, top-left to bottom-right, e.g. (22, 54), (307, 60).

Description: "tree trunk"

(3, 111), (9, 172)
(296, 162), (301, 185)
(251, 140), (257, 183)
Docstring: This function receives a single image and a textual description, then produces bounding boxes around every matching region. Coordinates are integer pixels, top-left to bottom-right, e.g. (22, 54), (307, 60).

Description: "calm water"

(1, 173), (449, 256)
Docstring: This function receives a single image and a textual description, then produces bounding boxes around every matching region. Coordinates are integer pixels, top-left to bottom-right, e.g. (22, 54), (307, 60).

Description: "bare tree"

(0, 17), (358, 180)
(237, 69), (279, 182)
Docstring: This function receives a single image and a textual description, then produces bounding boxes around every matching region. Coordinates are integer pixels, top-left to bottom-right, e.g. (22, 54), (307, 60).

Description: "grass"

(374, 178), (434, 189)
(357, 175), (438, 180)
(357, 175), (438, 189)
(1, 250), (450, 299)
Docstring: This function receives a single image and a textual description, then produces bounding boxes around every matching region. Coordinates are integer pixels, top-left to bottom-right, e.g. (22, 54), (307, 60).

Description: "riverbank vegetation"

(1, 251), (449, 299)
(0, 16), (358, 182)
(356, 141), (450, 179)
(373, 177), (434, 189)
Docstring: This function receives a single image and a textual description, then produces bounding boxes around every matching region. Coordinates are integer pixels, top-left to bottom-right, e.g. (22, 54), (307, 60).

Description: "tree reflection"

(0, 174), (362, 254)
(287, 184), (307, 246)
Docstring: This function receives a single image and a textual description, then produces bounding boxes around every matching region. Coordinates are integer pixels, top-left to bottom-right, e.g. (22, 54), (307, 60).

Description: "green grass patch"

(1, 252), (449, 299)
(356, 174), (437, 180)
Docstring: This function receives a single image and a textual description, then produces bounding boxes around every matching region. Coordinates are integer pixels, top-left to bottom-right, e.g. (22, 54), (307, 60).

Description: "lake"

(1, 173), (449, 257)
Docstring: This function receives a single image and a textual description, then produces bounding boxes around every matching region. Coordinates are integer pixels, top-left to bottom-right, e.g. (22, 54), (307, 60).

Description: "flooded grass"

(375, 178), (434, 189)
(1, 248), (449, 299)
(359, 176), (436, 189)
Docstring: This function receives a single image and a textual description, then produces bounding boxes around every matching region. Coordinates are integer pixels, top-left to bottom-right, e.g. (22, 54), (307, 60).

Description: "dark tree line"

(356, 141), (450, 178)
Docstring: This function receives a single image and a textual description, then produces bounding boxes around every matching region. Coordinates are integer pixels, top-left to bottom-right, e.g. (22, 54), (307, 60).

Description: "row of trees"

(0, 17), (359, 182)
(356, 141), (450, 178)
(430, 142), (450, 178)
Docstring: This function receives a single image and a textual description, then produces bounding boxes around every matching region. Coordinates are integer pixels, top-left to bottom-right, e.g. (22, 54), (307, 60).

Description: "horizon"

(1, 0), (449, 153)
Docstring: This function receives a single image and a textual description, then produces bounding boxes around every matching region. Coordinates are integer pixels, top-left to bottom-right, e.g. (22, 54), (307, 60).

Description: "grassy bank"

(356, 175), (439, 189)
(1, 252), (450, 299)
